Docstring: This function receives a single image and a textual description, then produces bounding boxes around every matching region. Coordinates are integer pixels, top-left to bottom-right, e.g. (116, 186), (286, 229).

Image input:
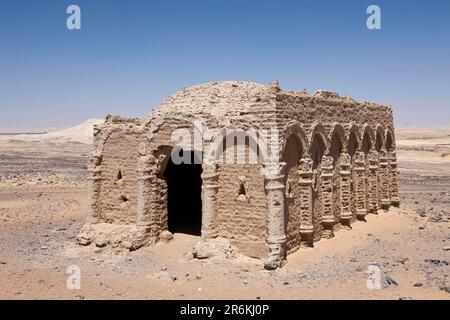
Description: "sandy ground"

(0, 125), (449, 300)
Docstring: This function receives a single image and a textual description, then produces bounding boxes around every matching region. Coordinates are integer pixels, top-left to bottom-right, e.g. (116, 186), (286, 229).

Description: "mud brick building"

(77, 81), (399, 269)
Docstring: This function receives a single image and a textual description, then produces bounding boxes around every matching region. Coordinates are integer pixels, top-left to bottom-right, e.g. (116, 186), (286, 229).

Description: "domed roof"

(151, 81), (276, 120)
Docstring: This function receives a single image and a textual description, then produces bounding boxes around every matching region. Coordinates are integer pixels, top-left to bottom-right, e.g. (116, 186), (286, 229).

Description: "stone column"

(379, 150), (390, 210)
(86, 151), (102, 224)
(367, 150), (380, 214)
(136, 150), (158, 242)
(354, 151), (367, 220)
(201, 163), (219, 239)
(320, 155), (335, 238)
(376, 152), (382, 208)
(389, 150), (400, 207)
(298, 156), (314, 247)
(263, 163), (287, 270)
(339, 152), (352, 225)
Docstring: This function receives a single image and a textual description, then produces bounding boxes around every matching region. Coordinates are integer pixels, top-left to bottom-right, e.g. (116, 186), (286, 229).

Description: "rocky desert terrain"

(0, 121), (449, 300)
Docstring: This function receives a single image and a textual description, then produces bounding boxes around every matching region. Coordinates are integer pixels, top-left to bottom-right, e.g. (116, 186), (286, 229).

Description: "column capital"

(299, 156), (313, 174)
(339, 152), (351, 176)
(321, 155), (334, 172)
(262, 161), (286, 179)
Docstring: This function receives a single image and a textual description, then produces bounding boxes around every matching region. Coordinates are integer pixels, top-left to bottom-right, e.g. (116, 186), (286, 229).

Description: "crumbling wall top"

(142, 80), (392, 126)
(150, 81), (278, 120)
(104, 114), (143, 125)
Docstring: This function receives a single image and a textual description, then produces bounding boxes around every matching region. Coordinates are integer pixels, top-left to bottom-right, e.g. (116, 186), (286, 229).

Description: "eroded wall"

(97, 121), (143, 225)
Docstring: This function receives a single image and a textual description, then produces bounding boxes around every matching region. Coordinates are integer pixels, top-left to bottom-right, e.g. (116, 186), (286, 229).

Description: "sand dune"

(0, 119), (103, 145)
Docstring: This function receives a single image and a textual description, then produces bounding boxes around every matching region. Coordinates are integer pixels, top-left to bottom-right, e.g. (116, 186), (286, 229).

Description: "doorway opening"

(163, 150), (203, 236)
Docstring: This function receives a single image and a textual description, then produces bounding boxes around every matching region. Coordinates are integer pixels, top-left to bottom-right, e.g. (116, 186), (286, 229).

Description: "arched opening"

(375, 130), (384, 206)
(348, 132), (359, 158)
(386, 133), (393, 152)
(330, 132), (344, 164)
(282, 134), (304, 253)
(361, 130), (373, 212)
(362, 132), (372, 155)
(163, 149), (203, 236)
(309, 132), (327, 240)
(376, 131), (384, 152)
(330, 131), (344, 225)
(348, 131), (359, 219)
(310, 134), (327, 169)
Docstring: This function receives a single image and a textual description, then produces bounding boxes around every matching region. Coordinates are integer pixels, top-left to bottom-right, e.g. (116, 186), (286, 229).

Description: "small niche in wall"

(236, 176), (249, 203)
(238, 183), (246, 196)
(115, 168), (124, 186)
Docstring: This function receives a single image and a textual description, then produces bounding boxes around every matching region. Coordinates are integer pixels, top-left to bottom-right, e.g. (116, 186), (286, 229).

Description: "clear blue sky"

(1, 0), (449, 131)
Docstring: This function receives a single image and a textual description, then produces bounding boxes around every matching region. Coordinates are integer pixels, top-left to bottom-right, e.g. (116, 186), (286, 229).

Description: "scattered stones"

(192, 238), (238, 260)
(282, 281), (290, 285)
(95, 240), (107, 248)
(442, 246), (450, 251)
(396, 257), (409, 264)
(424, 259), (449, 266)
(159, 230), (173, 243)
(417, 208), (427, 217)
(77, 236), (91, 246)
(384, 275), (399, 286)
(399, 297), (413, 300)
(151, 271), (177, 282)
(440, 286), (450, 294)
(429, 211), (445, 223)
(243, 279), (248, 285)
(413, 282), (423, 287)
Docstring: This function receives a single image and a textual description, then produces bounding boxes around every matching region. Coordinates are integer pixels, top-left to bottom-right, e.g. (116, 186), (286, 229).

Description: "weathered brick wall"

(98, 126), (142, 224)
(216, 162), (268, 258)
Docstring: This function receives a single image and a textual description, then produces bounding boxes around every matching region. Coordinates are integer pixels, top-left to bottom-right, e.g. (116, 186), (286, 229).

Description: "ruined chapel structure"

(77, 81), (399, 269)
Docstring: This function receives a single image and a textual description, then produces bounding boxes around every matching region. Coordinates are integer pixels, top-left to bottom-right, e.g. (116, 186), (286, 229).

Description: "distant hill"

(0, 119), (103, 144)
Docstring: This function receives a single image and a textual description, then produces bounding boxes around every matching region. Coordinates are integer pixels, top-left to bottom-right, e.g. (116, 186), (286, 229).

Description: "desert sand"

(0, 122), (449, 299)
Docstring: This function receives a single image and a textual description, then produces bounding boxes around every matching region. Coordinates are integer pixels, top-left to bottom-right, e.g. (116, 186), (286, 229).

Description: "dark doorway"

(163, 150), (203, 236)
